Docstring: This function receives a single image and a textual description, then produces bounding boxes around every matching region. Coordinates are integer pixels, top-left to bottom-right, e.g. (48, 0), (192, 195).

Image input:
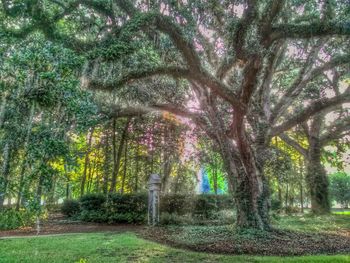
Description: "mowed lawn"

(0, 232), (349, 263)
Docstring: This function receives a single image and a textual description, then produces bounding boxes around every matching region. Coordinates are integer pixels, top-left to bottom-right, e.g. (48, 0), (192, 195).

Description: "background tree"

(329, 171), (350, 208)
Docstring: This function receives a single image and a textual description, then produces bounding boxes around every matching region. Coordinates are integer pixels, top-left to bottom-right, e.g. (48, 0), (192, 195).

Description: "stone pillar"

(148, 174), (161, 226)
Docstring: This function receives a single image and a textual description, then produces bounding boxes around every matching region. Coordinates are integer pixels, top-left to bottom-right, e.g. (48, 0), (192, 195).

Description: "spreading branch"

(271, 52), (350, 123)
(270, 91), (350, 137)
(320, 116), (350, 144)
(87, 66), (190, 91)
(271, 21), (350, 40)
(279, 133), (308, 156)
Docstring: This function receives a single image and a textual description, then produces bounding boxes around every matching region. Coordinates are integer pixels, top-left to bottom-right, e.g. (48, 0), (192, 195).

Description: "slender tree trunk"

(102, 128), (110, 194)
(213, 165), (218, 195)
(81, 127), (94, 196)
(36, 174), (44, 206)
(134, 142), (140, 192)
(299, 157), (304, 213)
(110, 118), (131, 192)
(120, 134), (128, 193)
(0, 92), (7, 127)
(0, 142), (11, 209)
(16, 102), (35, 211)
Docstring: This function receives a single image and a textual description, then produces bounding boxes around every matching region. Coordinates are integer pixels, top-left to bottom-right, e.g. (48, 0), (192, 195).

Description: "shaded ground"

(0, 213), (143, 238)
(140, 215), (350, 256)
(141, 226), (350, 256)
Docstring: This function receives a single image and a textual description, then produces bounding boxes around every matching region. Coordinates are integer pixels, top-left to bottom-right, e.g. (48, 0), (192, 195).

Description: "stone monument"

(148, 173), (161, 226)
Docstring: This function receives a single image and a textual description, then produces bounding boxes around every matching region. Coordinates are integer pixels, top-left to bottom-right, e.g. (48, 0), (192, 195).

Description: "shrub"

(193, 194), (218, 219)
(107, 193), (147, 223)
(80, 194), (106, 211)
(79, 210), (108, 223)
(284, 206), (300, 214)
(108, 193), (147, 214)
(160, 212), (194, 225)
(61, 199), (80, 217)
(160, 194), (194, 215)
(46, 203), (62, 213)
(271, 198), (282, 211)
(76, 193), (234, 225)
(77, 193), (147, 224)
(0, 208), (36, 230)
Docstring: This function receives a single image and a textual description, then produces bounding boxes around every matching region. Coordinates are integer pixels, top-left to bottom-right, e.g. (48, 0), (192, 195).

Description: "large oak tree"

(2, 0), (350, 230)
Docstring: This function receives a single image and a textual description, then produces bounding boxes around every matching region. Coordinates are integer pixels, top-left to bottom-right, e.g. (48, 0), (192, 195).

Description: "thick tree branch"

(87, 66), (190, 91)
(216, 0), (259, 80)
(320, 116), (350, 144)
(270, 92), (350, 137)
(271, 21), (350, 40)
(279, 133), (308, 156)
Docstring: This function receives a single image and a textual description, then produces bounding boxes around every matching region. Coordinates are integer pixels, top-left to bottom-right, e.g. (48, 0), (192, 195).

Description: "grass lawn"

(275, 213), (350, 232)
(0, 232), (349, 263)
(333, 211), (350, 215)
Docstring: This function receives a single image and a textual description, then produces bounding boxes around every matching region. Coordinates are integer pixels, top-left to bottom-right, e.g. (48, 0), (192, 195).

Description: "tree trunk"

(81, 127), (94, 196)
(306, 140), (330, 214)
(299, 157), (304, 213)
(120, 134), (128, 193)
(134, 142), (140, 192)
(0, 142), (11, 209)
(306, 116), (330, 214)
(213, 166), (218, 195)
(110, 118), (131, 192)
(102, 128), (110, 195)
(218, 133), (270, 230)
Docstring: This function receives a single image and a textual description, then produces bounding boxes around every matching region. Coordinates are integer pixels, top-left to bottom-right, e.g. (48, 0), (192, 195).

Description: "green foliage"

(160, 194), (234, 223)
(329, 172), (350, 208)
(61, 199), (81, 217)
(270, 198), (282, 211)
(107, 192), (147, 216)
(77, 193), (147, 224)
(79, 194), (106, 211)
(160, 194), (193, 215)
(0, 208), (37, 230)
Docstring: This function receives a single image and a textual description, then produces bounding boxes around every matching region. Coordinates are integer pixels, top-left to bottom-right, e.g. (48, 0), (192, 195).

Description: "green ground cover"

(0, 232), (349, 263)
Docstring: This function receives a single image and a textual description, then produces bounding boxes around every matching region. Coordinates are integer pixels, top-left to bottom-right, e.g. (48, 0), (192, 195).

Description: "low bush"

(160, 194), (234, 219)
(160, 195), (193, 215)
(79, 210), (108, 223)
(193, 195), (218, 219)
(61, 199), (80, 217)
(46, 203), (62, 213)
(80, 194), (106, 211)
(72, 193), (234, 225)
(0, 208), (37, 230)
(77, 193), (147, 224)
(160, 212), (194, 225)
(271, 198), (282, 211)
(284, 206), (300, 214)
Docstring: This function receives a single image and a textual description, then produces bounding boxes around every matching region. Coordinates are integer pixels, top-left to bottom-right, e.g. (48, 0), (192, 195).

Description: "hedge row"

(62, 193), (234, 224)
(160, 194), (234, 218)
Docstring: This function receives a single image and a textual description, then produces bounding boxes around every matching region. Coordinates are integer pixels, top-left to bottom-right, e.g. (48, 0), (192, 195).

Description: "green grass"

(333, 211), (350, 215)
(275, 214), (350, 232)
(0, 232), (349, 263)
